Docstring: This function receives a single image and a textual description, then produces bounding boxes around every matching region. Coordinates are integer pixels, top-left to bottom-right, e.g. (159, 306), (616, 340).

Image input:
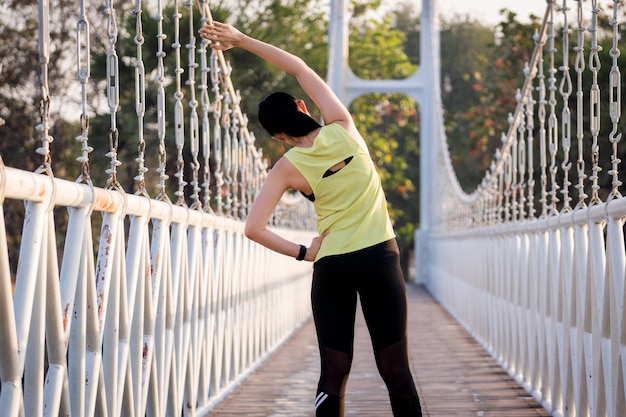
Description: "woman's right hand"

(199, 21), (244, 51)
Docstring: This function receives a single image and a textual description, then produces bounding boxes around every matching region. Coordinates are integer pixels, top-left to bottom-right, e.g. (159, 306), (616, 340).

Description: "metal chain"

(104, 0), (122, 190)
(172, 0), (188, 206)
(547, 2), (560, 215)
(503, 151), (512, 223)
(574, 0), (588, 208)
(133, 0), (148, 197)
(222, 91), (233, 217)
(211, 52), (224, 215)
(495, 154), (504, 224)
(238, 117), (249, 220)
(607, 0), (623, 200)
(536, 27), (549, 218)
(559, 0), (573, 212)
(36, 0), (53, 177)
(243, 131), (258, 221)
(75, 0), (92, 184)
(588, 0), (602, 205)
(229, 95), (241, 218)
(155, 0), (170, 201)
(494, 158), (503, 225)
(508, 111), (519, 221)
(186, 0), (202, 209)
(525, 76), (536, 219)
(516, 89), (527, 220)
(198, 0), (213, 213)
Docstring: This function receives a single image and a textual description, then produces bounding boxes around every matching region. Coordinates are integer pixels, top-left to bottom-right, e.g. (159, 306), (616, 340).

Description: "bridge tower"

(327, 0), (442, 284)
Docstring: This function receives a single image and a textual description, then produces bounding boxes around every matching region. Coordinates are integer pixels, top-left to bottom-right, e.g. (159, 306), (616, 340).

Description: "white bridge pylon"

(327, 0), (441, 283)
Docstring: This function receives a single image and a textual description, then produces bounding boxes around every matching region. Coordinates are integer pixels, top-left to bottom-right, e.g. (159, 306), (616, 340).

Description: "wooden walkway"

(203, 284), (551, 416)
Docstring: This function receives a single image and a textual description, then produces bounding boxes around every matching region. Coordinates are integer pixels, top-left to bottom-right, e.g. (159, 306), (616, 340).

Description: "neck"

(294, 128), (320, 148)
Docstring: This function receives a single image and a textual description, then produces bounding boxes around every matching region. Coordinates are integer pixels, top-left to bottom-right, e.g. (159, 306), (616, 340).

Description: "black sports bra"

(299, 156), (354, 203)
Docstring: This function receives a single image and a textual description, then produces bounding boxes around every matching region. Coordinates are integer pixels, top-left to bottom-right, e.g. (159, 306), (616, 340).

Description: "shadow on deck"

(203, 284), (550, 416)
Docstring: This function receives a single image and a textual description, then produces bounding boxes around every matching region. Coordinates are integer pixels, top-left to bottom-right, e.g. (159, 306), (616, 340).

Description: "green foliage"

(440, 11), (541, 193)
(443, 5), (626, 209)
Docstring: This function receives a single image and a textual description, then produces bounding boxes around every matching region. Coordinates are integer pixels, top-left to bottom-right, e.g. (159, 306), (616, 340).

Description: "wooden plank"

(202, 284), (551, 416)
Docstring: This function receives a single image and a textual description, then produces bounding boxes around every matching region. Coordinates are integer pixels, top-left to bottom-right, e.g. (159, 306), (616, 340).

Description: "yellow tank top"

(284, 123), (395, 261)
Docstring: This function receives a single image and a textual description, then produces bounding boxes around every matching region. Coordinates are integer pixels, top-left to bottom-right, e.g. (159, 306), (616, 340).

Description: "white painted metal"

(0, 168), (314, 417)
(428, 1), (626, 416)
(0, 0), (316, 416)
(10, 0), (626, 416)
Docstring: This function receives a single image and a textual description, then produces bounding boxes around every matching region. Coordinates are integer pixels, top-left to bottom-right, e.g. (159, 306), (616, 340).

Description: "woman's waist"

(315, 237), (398, 265)
(314, 225), (396, 260)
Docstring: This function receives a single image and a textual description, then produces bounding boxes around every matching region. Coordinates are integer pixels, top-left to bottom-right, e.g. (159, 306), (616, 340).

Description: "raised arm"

(200, 21), (353, 128)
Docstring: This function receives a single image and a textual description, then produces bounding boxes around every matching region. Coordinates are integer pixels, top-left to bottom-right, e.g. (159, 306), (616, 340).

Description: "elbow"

(292, 60), (315, 78)
(244, 221), (261, 242)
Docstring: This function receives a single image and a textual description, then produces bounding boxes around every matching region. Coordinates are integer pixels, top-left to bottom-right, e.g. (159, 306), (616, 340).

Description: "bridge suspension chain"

(172, 0), (188, 206)
(440, 0), (625, 231)
(155, 0), (170, 202)
(186, 0), (202, 209)
(608, 0), (624, 200)
(103, 0), (122, 191)
(559, 0), (573, 212)
(36, 0), (53, 177)
(574, 0), (588, 208)
(75, 0), (93, 185)
(198, 0), (214, 213)
(133, 0), (148, 197)
(547, 2), (560, 216)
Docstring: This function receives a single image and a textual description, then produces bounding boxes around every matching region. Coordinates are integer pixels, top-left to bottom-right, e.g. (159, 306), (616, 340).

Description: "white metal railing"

(428, 1), (626, 417)
(0, 165), (314, 417)
(0, 0), (315, 416)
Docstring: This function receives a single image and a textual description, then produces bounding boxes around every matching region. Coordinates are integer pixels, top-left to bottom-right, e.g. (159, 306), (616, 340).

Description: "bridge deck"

(203, 284), (550, 416)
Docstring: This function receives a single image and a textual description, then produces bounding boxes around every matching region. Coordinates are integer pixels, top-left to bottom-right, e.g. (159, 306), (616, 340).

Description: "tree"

(445, 5), (626, 210)
(439, 16), (499, 190)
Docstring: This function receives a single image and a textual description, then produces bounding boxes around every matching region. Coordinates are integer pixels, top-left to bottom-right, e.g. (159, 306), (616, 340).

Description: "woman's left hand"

(304, 230), (329, 262)
(199, 21), (244, 51)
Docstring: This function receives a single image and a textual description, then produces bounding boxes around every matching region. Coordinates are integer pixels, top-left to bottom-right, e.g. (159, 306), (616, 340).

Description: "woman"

(200, 21), (422, 417)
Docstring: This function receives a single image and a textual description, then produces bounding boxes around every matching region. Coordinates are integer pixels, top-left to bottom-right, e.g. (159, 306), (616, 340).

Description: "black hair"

(258, 91), (321, 137)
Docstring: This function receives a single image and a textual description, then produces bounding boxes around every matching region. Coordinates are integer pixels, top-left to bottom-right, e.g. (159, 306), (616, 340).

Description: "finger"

(211, 44), (231, 51)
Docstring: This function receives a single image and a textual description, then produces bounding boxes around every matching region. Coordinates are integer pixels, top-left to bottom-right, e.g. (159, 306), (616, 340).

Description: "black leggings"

(311, 239), (421, 417)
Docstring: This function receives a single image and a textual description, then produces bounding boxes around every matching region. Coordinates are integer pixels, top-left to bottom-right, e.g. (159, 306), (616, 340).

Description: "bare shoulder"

(271, 156), (311, 194)
(270, 156), (302, 183)
(272, 156), (299, 172)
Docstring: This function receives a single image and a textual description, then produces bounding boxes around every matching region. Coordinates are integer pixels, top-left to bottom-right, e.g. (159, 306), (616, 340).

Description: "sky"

(386, 0), (549, 25)
(438, 0), (548, 24)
